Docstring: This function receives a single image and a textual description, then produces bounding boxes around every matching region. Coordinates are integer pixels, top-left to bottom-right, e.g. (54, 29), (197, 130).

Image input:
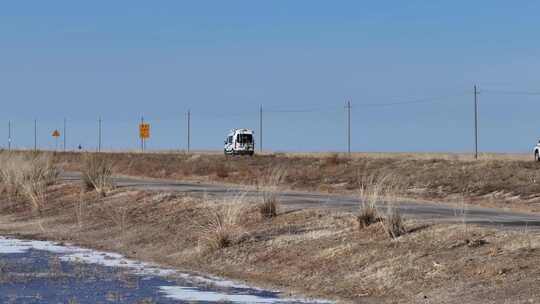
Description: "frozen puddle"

(0, 236), (331, 303)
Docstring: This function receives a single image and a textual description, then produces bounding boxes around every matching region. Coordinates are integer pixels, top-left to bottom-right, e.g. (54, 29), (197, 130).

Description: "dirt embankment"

(1, 183), (540, 304)
(53, 151), (540, 213)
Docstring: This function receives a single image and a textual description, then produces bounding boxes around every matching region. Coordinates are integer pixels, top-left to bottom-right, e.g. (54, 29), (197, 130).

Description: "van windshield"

(237, 134), (253, 144)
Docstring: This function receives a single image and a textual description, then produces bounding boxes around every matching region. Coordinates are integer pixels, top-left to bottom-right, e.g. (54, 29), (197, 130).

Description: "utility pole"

(346, 101), (352, 156)
(98, 117), (102, 153)
(34, 119), (37, 151)
(187, 110), (191, 153)
(8, 121), (11, 151)
(474, 85), (479, 160)
(259, 105), (263, 153)
(140, 116), (145, 153)
(63, 118), (67, 152)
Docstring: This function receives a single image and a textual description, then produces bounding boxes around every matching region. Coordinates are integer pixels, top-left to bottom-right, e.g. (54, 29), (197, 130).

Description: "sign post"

(52, 130), (61, 151)
(139, 122), (150, 152)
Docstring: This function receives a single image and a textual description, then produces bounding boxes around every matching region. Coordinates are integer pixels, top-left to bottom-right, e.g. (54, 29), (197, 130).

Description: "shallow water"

(0, 236), (330, 304)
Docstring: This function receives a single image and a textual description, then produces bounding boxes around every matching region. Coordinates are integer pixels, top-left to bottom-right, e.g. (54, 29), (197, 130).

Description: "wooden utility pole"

(8, 121), (11, 151)
(259, 105), (263, 153)
(346, 101), (351, 156)
(140, 116), (145, 153)
(63, 118), (67, 152)
(98, 117), (102, 152)
(187, 110), (191, 153)
(474, 85), (479, 160)
(34, 119), (37, 151)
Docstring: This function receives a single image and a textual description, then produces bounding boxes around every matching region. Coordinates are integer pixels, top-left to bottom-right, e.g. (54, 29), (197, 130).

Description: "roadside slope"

(1, 183), (540, 304)
(53, 151), (540, 213)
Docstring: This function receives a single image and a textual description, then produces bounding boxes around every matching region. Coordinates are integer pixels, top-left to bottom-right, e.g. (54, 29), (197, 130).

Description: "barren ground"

(1, 182), (540, 303)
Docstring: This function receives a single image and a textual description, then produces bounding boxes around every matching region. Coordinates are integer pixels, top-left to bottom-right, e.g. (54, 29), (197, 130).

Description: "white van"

(224, 129), (255, 156)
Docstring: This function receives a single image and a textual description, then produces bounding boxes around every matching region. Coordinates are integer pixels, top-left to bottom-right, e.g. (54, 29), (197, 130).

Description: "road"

(63, 172), (540, 230)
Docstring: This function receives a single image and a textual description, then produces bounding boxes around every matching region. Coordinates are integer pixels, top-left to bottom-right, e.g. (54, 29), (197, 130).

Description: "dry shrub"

(195, 195), (248, 252)
(0, 152), (59, 211)
(82, 153), (114, 195)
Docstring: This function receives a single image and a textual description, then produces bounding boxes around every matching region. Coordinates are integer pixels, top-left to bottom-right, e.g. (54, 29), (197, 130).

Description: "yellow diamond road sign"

(52, 130), (60, 137)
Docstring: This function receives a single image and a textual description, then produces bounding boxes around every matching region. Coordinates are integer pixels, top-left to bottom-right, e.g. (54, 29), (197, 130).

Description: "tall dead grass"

(194, 194), (249, 252)
(357, 174), (406, 238)
(257, 168), (286, 219)
(81, 153), (114, 196)
(0, 152), (59, 211)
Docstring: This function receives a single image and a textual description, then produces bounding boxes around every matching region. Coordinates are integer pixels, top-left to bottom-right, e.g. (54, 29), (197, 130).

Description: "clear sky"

(1, 1), (539, 153)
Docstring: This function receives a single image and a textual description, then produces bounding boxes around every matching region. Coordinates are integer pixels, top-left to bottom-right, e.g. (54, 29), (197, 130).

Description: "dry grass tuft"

(256, 168), (285, 219)
(259, 194), (278, 219)
(81, 153), (114, 195)
(0, 152), (59, 211)
(357, 203), (379, 228)
(381, 206), (406, 239)
(195, 195), (248, 252)
(357, 174), (396, 229)
(356, 174), (407, 238)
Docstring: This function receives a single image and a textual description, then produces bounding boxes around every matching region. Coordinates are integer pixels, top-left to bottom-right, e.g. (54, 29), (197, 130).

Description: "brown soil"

(1, 183), (540, 303)
(49, 151), (540, 213)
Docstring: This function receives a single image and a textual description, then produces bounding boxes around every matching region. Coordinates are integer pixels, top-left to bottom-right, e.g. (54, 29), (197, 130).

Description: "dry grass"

(215, 163), (229, 178)
(1, 183), (540, 303)
(357, 203), (379, 229)
(357, 174), (404, 236)
(81, 153), (114, 196)
(282, 151), (531, 161)
(50, 151), (540, 214)
(256, 168), (285, 219)
(0, 151), (59, 211)
(259, 195), (278, 219)
(381, 206), (406, 239)
(194, 195), (249, 252)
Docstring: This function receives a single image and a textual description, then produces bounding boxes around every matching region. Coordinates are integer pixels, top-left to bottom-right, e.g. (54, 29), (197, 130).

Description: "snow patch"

(159, 286), (285, 303)
(0, 236), (332, 303)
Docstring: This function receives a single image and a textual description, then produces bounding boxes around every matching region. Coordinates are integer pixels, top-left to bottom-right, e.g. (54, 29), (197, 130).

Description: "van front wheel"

(535, 151), (540, 162)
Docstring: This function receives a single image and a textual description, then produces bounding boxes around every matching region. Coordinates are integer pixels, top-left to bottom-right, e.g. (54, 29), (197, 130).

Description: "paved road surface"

(63, 172), (540, 230)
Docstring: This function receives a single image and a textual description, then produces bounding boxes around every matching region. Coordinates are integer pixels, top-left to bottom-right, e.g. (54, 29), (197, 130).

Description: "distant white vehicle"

(534, 140), (540, 161)
(224, 129), (255, 156)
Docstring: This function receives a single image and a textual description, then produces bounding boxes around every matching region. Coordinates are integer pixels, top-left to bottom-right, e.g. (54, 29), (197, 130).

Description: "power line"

(354, 93), (469, 108)
(481, 89), (540, 96)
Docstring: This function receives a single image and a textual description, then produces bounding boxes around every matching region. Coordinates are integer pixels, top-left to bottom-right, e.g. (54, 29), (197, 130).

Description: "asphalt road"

(63, 172), (540, 230)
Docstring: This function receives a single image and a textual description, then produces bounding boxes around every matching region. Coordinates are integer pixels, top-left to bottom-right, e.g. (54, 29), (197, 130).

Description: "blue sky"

(1, 1), (539, 152)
